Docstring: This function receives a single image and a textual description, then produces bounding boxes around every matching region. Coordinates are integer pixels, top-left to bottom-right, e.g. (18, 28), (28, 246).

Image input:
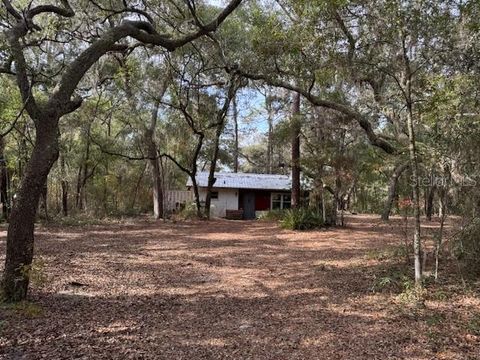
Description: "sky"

(205, 0), (283, 145)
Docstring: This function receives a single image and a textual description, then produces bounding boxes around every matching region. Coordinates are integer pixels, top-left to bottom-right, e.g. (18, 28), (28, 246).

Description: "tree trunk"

(434, 187), (447, 280)
(402, 35), (423, 288)
(291, 93), (301, 208)
(40, 182), (48, 221)
(426, 185), (436, 221)
(381, 163), (409, 221)
(334, 174), (342, 225)
(151, 158), (163, 219)
(310, 176), (323, 212)
(60, 154), (68, 216)
(266, 91), (274, 174)
(146, 101), (164, 219)
(2, 121), (59, 302)
(205, 123), (224, 219)
(233, 96), (239, 173)
(0, 136), (10, 220)
(75, 164), (83, 210)
(204, 82), (237, 218)
(131, 162), (146, 211)
(75, 123), (91, 211)
(190, 174), (202, 218)
(406, 108), (422, 286)
(343, 180), (356, 212)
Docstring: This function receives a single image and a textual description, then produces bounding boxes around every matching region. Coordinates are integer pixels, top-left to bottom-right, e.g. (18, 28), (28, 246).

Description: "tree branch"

(47, 0), (242, 115)
(236, 70), (398, 154)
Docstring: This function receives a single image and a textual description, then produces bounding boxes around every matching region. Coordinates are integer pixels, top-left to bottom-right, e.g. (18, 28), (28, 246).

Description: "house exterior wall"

(198, 188), (239, 218)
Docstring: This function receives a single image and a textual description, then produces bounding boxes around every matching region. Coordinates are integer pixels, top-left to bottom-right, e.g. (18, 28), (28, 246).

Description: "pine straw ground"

(0, 215), (479, 359)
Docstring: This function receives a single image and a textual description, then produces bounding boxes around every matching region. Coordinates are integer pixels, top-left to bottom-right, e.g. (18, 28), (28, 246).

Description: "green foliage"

(397, 281), (426, 306)
(176, 202), (201, 220)
(371, 267), (412, 294)
(19, 257), (49, 288)
(260, 208), (326, 230)
(428, 289), (451, 302)
(366, 245), (409, 262)
(1, 301), (43, 318)
(467, 314), (480, 336)
(258, 209), (286, 221)
(47, 214), (126, 227)
(451, 218), (480, 277)
(280, 208), (324, 230)
(425, 313), (445, 327)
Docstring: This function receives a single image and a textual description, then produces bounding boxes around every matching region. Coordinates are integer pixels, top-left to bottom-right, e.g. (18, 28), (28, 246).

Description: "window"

(211, 191), (219, 200)
(271, 193), (291, 210)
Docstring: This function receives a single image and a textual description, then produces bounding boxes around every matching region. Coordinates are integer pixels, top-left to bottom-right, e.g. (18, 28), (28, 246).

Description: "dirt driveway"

(0, 215), (478, 359)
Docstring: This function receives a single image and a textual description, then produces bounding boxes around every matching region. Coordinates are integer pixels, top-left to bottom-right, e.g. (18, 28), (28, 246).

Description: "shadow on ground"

(0, 215), (478, 359)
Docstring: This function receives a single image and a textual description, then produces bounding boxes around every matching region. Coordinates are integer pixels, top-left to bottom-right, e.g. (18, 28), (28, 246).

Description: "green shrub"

(280, 208), (324, 230)
(176, 202), (202, 220)
(46, 214), (118, 227)
(258, 209), (285, 221)
(1, 301), (43, 318)
(467, 313), (480, 336)
(451, 218), (480, 276)
(371, 268), (412, 293)
(366, 245), (409, 262)
(20, 257), (49, 288)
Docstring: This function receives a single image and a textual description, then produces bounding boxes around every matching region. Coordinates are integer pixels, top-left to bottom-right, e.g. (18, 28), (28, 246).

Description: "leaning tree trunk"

(2, 120), (59, 302)
(40, 182), (49, 221)
(205, 122), (225, 219)
(381, 163), (409, 221)
(205, 84), (237, 218)
(291, 93), (301, 208)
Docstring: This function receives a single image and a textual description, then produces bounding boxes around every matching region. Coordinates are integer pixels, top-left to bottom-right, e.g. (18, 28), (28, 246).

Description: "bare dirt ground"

(0, 215), (479, 359)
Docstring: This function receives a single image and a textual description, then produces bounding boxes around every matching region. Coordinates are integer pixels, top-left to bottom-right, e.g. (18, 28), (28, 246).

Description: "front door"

(242, 192), (256, 220)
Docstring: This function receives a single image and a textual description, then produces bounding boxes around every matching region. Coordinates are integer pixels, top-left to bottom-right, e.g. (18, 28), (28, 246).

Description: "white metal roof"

(186, 172), (292, 191)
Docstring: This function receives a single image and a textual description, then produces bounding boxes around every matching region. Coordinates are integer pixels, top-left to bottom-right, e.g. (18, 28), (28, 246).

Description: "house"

(186, 172), (292, 219)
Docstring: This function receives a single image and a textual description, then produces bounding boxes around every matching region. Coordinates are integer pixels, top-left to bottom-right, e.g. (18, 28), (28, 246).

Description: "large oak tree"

(0, 0), (242, 302)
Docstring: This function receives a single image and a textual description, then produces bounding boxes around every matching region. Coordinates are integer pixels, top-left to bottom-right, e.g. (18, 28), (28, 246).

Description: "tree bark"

(2, 121), (59, 301)
(75, 123), (92, 211)
(205, 124), (224, 219)
(406, 101), (422, 286)
(266, 91), (274, 173)
(400, 32), (423, 288)
(40, 182), (49, 221)
(232, 96), (239, 173)
(291, 93), (301, 208)
(60, 154), (68, 217)
(0, 136), (10, 219)
(150, 158), (163, 219)
(144, 100), (165, 219)
(204, 81), (237, 218)
(1, 0), (242, 303)
(381, 162), (409, 221)
(426, 185), (436, 221)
